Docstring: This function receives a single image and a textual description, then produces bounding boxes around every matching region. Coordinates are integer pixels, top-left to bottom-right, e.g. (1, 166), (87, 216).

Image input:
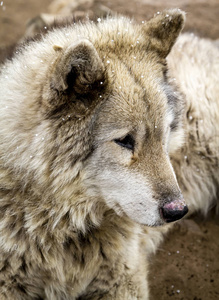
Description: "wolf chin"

(0, 8), (218, 299)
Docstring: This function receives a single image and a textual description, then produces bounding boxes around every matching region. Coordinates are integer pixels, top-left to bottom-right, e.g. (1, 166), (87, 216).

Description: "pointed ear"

(143, 9), (185, 58)
(42, 39), (105, 109)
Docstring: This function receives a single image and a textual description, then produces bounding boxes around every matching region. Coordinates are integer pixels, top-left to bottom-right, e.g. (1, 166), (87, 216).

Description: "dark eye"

(114, 134), (135, 151)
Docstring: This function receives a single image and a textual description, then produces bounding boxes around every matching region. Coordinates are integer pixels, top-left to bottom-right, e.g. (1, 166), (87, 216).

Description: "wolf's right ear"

(42, 39), (105, 109)
(143, 9), (185, 59)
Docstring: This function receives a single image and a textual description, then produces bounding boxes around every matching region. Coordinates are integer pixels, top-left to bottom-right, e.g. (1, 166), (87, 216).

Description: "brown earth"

(0, 1), (219, 299)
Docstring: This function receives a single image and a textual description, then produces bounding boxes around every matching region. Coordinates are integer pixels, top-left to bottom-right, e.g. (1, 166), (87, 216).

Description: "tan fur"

(0, 9), (218, 299)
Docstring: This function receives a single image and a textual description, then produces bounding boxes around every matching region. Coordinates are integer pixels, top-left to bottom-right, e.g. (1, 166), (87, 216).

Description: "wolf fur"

(168, 33), (219, 214)
(0, 9), (218, 300)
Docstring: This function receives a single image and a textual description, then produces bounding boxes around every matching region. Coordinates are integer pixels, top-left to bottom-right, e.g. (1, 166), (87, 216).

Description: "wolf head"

(0, 9), (188, 228)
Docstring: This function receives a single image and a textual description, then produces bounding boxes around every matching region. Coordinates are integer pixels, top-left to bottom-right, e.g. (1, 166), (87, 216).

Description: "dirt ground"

(0, 0), (219, 299)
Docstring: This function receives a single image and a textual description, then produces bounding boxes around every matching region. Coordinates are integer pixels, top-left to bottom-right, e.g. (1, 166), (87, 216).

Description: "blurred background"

(1, 0), (219, 47)
(0, 1), (219, 299)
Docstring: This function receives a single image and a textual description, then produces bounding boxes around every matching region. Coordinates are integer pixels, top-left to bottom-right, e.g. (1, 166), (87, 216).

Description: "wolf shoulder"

(168, 33), (219, 104)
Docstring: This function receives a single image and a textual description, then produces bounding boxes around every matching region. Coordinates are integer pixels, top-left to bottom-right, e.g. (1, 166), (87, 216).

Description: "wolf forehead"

(41, 16), (178, 105)
(6, 10), (184, 133)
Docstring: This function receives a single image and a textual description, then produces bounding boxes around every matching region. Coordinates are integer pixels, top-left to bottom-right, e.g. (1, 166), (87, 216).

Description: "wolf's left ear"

(43, 39), (105, 109)
(143, 9), (185, 58)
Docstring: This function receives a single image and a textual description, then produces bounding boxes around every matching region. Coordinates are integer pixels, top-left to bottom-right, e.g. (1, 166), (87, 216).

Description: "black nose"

(160, 199), (189, 223)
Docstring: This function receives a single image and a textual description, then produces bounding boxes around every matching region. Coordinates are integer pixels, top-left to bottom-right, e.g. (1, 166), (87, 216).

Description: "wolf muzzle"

(160, 199), (188, 223)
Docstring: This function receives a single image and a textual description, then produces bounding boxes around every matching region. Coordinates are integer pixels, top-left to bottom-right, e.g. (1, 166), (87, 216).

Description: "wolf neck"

(47, 191), (136, 237)
(0, 156), (136, 252)
(27, 193), (139, 260)
(0, 180), (135, 257)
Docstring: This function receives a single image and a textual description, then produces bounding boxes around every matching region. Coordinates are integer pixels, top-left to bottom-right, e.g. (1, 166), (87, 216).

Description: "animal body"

(0, 8), (218, 300)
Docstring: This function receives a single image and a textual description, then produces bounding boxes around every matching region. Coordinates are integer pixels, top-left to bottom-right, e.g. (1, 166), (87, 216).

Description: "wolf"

(0, 8), (218, 300)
